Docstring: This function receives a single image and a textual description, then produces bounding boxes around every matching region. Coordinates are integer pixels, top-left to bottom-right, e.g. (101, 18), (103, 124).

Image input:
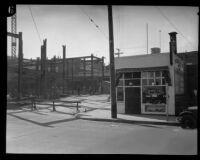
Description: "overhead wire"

(28, 5), (42, 44)
(78, 6), (108, 41)
(156, 6), (196, 49)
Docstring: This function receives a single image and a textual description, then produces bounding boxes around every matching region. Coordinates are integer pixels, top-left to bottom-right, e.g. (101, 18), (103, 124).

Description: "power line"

(28, 5), (42, 44)
(78, 6), (108, 40)
(116, 6), (121, 50)
(156, 6), (196, 49)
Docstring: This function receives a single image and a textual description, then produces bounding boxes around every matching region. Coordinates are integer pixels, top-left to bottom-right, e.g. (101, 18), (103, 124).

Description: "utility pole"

(91, 54), (94, 95)
(108, 5), (117, 118)
(62, 45), (66, 94)
(146, 23), (148, 54)
(159, 30), (162, 52)
(18, 32), (23, 100)
(115, 48), (123, 58)
(101, 56), (104, 93)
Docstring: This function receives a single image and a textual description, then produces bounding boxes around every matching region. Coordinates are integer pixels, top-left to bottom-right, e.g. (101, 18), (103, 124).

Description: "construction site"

(7, 14), (110, 100)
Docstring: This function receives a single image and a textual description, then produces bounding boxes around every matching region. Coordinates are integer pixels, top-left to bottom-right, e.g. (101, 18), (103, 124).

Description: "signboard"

(174, 56), (184, 73)
(145, 104), (166, 112)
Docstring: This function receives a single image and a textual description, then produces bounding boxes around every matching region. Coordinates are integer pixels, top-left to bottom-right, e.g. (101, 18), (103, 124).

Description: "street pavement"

(6, 94), (197, 154)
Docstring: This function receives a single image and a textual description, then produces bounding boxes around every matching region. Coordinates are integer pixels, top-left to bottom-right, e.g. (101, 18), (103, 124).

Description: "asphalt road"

(6, 114), (197, 155)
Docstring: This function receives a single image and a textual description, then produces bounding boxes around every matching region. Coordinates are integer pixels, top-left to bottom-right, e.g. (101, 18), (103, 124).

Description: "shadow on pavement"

(78, 117), (180, 127)
(7, 112), (79, 127)
(7, 113), (54, 128)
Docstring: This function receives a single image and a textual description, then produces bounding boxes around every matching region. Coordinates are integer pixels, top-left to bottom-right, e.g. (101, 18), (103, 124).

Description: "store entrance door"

(125, 87), (141, 114)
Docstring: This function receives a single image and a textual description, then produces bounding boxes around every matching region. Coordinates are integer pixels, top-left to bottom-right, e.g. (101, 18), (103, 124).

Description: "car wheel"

(181, 115), (196, 129)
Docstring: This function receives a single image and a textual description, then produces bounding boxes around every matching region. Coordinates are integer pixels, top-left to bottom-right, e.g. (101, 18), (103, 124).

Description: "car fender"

(179, 111), (193, 117)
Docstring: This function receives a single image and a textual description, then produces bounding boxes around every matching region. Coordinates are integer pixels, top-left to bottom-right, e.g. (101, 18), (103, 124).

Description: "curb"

(78, 117), (180, 127)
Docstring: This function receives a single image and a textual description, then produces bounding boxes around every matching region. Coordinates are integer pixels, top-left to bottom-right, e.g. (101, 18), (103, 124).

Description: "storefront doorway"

(125, 87), (141, 114)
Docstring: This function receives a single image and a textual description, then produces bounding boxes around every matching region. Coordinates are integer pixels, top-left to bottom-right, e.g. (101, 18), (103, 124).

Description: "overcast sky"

(7, 5), (198, 64)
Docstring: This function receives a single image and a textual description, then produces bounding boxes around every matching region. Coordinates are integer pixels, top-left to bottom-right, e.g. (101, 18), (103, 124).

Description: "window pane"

(132, 72), (141, 78)
(155, 78), (161, 85)
(124, 73), (132, 79)
(162, 78), (166, 85)
(148, 72), (154, 78)
(125, 79), (141, 86)
(117, 87), (124, 101)
(141, 72), (148, 78)
(118, 80), (123, 86)
(142, 79), (148, 86)
(148, 79), (154, 85)
(155, 71), (161, 77)
(142, 86), (166, 104)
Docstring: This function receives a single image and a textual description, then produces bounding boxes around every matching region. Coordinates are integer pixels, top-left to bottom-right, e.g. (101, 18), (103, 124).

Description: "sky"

(7, 5), (198, 64)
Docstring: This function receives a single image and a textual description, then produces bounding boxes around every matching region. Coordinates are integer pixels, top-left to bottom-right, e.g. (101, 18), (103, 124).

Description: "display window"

(124, 73), (132, 79)
(141, 71), (166, 86)
(142, 86), (166, 104)
(118, 79), (123, 86)
(155, 78), (161, 85)
(125, 79), (140, 86)
(148, 79), (154, 86)
(141, 72), (148, 78)
(142, 79), (148, 86)
(132, 72), (141, 78)
(142, 86), (167, 113)
(148, 72), (154, 78)
(155, 71), (161, 77)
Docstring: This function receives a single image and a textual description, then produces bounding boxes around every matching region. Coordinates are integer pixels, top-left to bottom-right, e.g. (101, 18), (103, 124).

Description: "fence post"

(166, 83), (169, 121)
(52, 100), (56, 111)
(76, 102), (79, 112)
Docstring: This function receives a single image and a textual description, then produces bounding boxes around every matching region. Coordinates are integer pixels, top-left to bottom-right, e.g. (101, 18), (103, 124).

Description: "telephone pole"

(108, 5), (117, 118)
(115, 48), (123, 58)
(146, 23), (149, 54)
(159, 30), (161, 52)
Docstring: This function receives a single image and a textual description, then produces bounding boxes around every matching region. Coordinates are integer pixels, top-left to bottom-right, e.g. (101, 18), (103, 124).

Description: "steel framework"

(11, 14), (17, 59)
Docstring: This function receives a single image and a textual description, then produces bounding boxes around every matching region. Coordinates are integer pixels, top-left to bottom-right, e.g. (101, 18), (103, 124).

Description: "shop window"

(125, 79), (140, 86)
(124, 73), (132, 79)
(141, 72), (148, 78)
(148, 72), (154, 78)
(132, 72), (141, 78)
(162, 78), (166, 85)
(118, 80), (123, 86)
(117, 87), (124, 101)
(155, 78), (161, 85)
(148, 79), (154, 86)
(142, 79), (148, 86)
(155, 71), (161, 77)
(142, 86), (166, 104)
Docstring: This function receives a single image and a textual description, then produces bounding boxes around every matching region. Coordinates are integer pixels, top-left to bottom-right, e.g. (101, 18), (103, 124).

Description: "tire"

(181, 115), (196, 129)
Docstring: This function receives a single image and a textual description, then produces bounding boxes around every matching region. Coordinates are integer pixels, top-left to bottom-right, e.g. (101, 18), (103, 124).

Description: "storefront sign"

(174, 56), (184, 73)
(145, 104), (166, 112)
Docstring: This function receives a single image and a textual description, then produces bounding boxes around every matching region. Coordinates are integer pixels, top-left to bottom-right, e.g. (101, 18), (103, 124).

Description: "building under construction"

(7, 38), (110, 99)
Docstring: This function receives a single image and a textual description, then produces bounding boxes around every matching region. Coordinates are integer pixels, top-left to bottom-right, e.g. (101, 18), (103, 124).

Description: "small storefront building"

(115, 52), (184, 115)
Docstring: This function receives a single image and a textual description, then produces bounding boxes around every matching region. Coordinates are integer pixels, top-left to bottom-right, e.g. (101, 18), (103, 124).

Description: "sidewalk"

(65, 94), (180, 126)
(76, 108), (180, 126)
(7, 94), (180, 127)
